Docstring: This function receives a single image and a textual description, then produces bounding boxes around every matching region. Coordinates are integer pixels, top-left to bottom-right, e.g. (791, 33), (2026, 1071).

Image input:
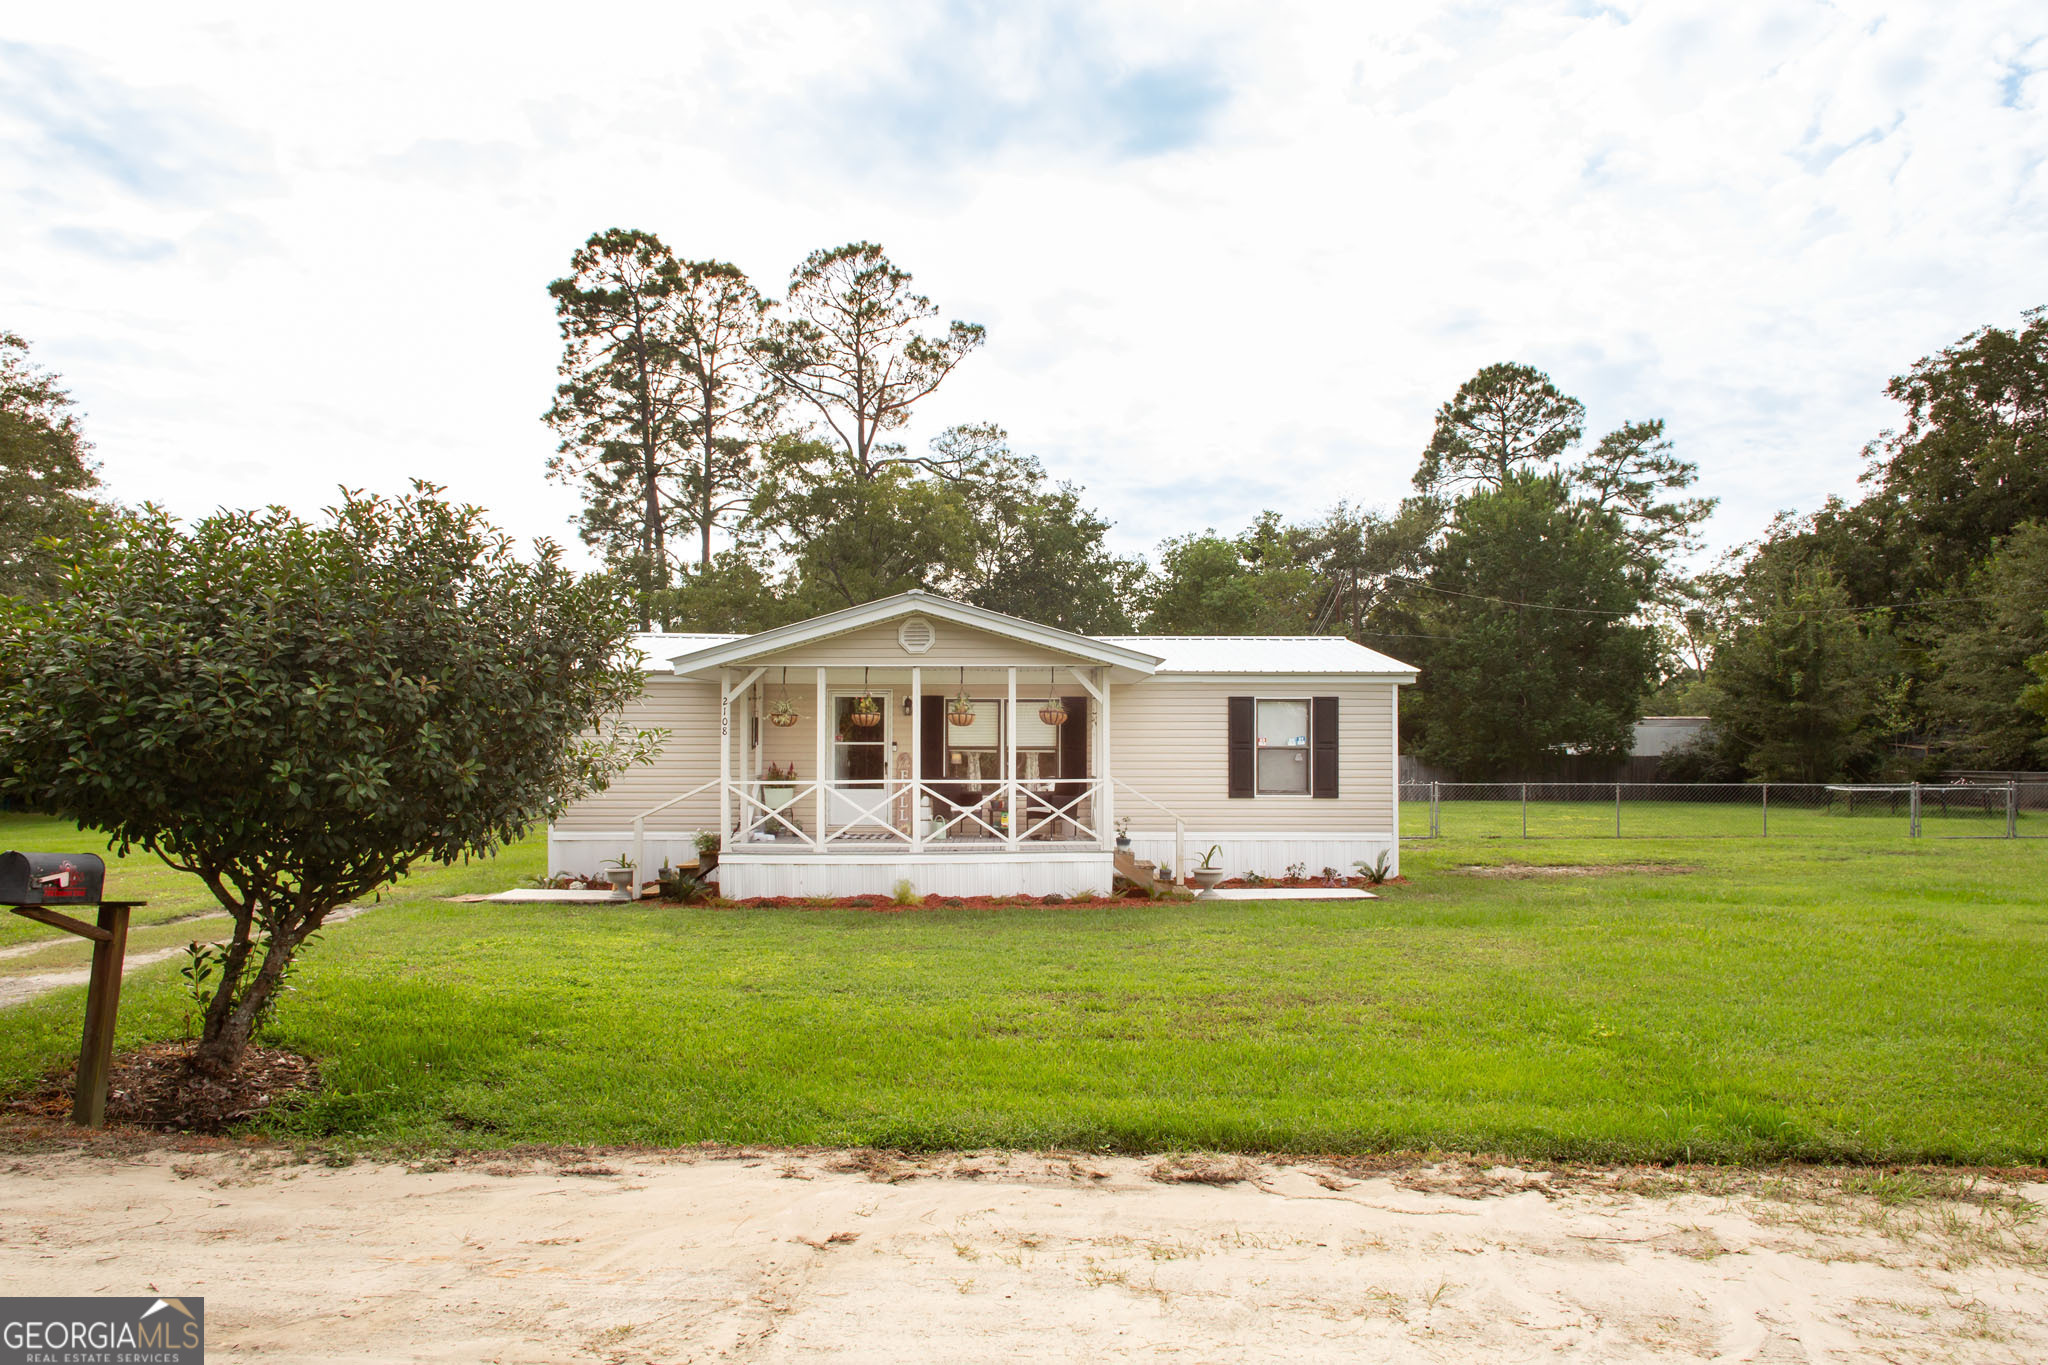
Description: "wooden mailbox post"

(1, 852), (143, 1127)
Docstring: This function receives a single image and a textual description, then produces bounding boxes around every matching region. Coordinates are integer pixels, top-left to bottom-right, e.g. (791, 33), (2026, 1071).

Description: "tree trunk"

(191, 917), (305, 1078)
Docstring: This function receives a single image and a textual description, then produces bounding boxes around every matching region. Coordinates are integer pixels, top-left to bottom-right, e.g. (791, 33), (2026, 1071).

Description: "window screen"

(1255, 699), (1310, 795)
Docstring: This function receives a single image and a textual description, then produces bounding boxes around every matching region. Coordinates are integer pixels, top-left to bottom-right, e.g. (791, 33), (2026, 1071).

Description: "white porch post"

(718, 667), (731, 848)
(1005, 667), (1019, 850)
(814, 667), (828, 849)
(1098, 668), (1114, 852)
(910, 666), (923, 852)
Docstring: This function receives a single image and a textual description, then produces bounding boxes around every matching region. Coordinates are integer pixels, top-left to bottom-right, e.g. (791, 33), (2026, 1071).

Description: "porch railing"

(727, 776), (1104, 852)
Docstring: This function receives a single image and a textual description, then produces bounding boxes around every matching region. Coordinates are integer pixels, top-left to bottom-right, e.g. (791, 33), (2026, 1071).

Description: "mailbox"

(0, 851), (106, 906)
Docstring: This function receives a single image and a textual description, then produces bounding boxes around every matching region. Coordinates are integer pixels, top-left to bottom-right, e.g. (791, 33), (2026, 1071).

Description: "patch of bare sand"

(1451, 862), (1698, 877)
(0, 1143), (2042, 1362)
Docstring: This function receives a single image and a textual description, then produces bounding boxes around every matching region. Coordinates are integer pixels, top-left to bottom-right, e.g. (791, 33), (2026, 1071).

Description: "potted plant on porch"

(694, 830), (720, 875)
(1114, 817), (1131, 851)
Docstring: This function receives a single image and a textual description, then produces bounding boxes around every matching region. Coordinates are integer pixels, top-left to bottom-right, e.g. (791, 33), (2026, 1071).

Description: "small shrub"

(1285, 861), (1308, 882)
(1041, 893), (1066, 905)
(1320, 865), (1343, 885)
(1355, 851), (1393, 886)
(1072, 889), (1098, 903)
(1242, 870), (1269, 887)
(890, 878), (919, 907)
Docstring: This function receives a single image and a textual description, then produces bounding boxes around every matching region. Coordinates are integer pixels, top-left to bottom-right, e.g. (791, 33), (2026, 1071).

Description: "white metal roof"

(1103, 636), (1418, 677)
(658, 591), (1165, 678)
(628, 622), (1415, 679)
(628, 633), (742, 673)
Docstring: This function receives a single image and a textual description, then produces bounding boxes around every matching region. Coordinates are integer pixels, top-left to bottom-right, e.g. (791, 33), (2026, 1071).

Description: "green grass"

(1, 812), (2044, 1164)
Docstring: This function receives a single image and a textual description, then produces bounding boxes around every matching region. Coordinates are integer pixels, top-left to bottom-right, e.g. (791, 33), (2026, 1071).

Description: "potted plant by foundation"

(1191, 845), (1227, 898)
(601, 853), (637, 898)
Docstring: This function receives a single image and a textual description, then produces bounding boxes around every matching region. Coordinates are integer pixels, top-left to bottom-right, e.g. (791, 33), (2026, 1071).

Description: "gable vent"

(898, 617), (935, 654)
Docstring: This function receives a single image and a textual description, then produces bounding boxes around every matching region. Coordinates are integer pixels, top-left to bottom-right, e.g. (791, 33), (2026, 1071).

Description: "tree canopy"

(0, 331), (107, 599)
(1401, 474), (1658, 777)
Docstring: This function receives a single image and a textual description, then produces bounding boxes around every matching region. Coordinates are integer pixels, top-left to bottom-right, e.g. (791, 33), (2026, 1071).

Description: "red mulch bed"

(7, 1041), (318, 1133)
(687, 877), (1404, 911)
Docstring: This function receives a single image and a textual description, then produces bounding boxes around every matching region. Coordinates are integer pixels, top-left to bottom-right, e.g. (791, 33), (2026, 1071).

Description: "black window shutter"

(1312, 696), (1339, 798)
(1057, 695), (1088, 777)
(921, 695), (946, 780)
(1227, 696), (1255, 798)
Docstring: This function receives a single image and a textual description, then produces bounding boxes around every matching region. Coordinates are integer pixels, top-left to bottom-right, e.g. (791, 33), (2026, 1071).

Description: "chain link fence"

(1399, 781), (2048, 840)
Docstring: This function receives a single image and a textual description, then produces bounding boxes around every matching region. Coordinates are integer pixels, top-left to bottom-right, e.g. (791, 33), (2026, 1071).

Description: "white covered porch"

(619, 594), (1172, 897)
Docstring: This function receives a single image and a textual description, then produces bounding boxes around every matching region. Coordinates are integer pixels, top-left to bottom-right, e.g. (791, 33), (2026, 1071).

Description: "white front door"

(829, 692), (893, 826)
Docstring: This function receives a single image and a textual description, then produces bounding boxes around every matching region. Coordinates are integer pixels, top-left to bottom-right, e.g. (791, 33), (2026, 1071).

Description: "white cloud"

(3, 0), (2044, 574)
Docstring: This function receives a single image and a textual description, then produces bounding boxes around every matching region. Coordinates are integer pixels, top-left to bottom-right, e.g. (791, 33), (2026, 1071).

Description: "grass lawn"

(1, 811), (2044, 1163)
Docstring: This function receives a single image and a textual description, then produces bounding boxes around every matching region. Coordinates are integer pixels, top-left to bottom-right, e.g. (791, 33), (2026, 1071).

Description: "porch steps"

(1113, 850), (1174, 894)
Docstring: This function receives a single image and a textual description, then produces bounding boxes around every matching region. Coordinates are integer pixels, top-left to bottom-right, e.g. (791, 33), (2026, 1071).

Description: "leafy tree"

(1412, 363), (1711, 599)
(669, 259), (777, 571)
(1921, 521), (2048, 767)
(0, 485), (656, 1078)
(545, 229), (692, 627)
(1698, 557), (1899, 781)
(1138, 520), (1319, 634)
(0, 331), (106, 598)
(646, 551), (805, 635)
(1405, 473), (1658, 776)
(1863, 306), (2048, 597)
(2022, 630), (2048, 736)
(759, 242), (984, 482)
(949, 429), (1143, 633)
(752, 436), (973, 609)
(1411, 362), (1583, 499)
(1574, 419), (1717, 591)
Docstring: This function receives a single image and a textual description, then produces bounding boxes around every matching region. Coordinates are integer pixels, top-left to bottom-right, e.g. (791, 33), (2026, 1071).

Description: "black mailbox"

(0, 852), (106, 906)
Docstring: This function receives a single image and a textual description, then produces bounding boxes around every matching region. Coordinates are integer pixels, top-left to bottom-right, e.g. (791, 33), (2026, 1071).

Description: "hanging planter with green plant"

(767, 667), (801, 727)
(1037, 669), (1068, 726)
(849, 667), (882, 728)
(947, 667), (977, 727)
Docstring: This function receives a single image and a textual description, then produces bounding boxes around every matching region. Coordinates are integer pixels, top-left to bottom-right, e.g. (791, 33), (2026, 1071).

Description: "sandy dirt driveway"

(2, 1142), (2045, 1362)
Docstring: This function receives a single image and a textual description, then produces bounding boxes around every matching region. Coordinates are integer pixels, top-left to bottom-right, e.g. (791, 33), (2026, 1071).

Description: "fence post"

(1521, 783), (1528, 839)
(2007, 781), (2018, 839)
(1615, 782), (1622, 838)
(1761, 783), (1768, 837)
(1430, 781), (1440, 838)
(1909, 781), (1921, 838)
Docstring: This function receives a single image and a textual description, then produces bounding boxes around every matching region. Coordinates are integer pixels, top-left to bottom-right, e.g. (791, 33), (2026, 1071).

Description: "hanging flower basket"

(947, 695), (977, 727)
(767, 699), (801, 728)
(1037, 698), (1068, 726)
(849, 695), (882, 728)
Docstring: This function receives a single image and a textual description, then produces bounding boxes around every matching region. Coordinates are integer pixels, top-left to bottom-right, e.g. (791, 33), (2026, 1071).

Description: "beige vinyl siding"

(1109, 676), (1395, 833)
(737, 618), (1082, 670)
(552, 678), (722, 833)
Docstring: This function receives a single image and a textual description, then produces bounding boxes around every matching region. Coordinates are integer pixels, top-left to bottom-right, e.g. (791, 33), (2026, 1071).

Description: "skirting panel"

(550, 831), (701, 879)
(1124, 834), (1398, 881)
(720, 853), (1115, 900)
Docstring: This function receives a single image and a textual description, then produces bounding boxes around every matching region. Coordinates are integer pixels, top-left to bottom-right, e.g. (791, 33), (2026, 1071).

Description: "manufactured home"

(551, 591), (1418, 899)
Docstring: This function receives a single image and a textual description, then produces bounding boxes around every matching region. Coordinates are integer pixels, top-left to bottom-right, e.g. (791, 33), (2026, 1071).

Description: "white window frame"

(1254, 696), (1313, 798)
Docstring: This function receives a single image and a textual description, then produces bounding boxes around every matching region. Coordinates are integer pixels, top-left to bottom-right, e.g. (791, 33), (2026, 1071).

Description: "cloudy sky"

(5, 1), (2044, 571)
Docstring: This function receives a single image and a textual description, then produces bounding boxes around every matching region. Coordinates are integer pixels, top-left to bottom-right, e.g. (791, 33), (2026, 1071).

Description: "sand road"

(2, 1143), (2044, 1362)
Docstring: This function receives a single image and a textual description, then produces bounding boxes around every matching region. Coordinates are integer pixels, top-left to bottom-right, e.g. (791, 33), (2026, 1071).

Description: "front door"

(829, 692), (892, 826)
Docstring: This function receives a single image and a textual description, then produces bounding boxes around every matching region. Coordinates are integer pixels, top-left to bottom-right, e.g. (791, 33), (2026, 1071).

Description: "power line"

(1380, 574), (2012, 621)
